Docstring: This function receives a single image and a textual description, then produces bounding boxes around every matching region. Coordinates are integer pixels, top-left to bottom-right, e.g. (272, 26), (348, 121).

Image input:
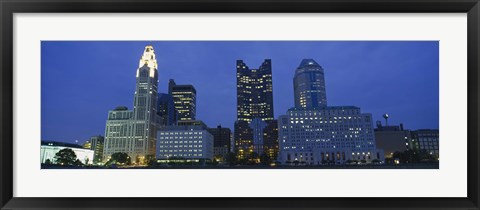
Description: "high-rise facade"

(157, 120), (214, 161)
(278, 59), (384, 165)
(103, 46), (160, 165)
(103, 106), (133, 160)
(157, 93), (177, 126)
(278, 107), (383, 165)
(294, 59), (327, 108)
(234, 59), (277, 160)
(169, 79), (196, 121)
(249, 118), (267, 155)
(207, 125), (232, 157)
(263, 120), (279, 160)
(88, 135), (104, 164)
(236, 59), (274, 122)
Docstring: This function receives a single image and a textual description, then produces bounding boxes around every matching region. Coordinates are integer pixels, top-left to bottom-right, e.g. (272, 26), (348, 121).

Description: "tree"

(211, 158), (218, 166)
(44, 159), (52, 165)
(54, 148), (78, 166)
(248, 152), (260, 165)
(146, 155), (157, 167)
(106, 152), (131, 166)
(260, 153), (272, 166)
(214, 154), (224, 165)
(391, 149), (437, 164)
(74, 159), (84, 166)
(238, 158), (249, 165)
(225, 152), (237, 166)
(418, 149), (437, 162)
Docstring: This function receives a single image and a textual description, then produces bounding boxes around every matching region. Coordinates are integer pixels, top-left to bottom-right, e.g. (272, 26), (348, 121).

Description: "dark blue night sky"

(41, 41), (439, 144)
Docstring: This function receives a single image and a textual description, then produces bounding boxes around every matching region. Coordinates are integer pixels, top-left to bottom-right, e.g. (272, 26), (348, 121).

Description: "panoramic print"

(41, 41), (439, 169)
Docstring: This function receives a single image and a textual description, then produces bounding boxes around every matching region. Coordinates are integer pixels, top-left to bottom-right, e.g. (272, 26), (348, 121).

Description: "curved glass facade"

(293, 59), (327, 108)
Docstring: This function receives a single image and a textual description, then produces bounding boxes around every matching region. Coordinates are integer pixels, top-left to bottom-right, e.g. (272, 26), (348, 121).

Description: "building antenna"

(382, 113), (389, 126)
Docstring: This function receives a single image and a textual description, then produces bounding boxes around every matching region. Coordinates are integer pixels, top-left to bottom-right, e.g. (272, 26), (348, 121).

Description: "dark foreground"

(42, 163), (439, 169)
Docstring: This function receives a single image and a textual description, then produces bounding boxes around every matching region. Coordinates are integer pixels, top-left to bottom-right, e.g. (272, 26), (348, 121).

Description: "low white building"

(157, 120), (214, 162)
(278, 106), (384, 165)
(41, 141), (95, 165)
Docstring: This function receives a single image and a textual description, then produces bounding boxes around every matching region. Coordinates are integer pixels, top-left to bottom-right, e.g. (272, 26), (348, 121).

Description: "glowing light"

(137, 45), (158, 78)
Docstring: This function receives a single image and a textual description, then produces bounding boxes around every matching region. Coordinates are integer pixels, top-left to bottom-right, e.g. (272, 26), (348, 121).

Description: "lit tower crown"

(137, 45), (158, 78)
(293, 58), (327, 108)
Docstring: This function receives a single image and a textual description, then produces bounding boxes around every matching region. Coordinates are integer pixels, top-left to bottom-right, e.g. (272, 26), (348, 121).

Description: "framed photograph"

(1, 0), (479, 209)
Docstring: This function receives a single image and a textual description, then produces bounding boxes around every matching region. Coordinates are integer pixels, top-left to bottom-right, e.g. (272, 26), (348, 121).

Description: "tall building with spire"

(103, 46), (160, 165)
(234, 59), (277, 161)
(294, 59), (327, 108)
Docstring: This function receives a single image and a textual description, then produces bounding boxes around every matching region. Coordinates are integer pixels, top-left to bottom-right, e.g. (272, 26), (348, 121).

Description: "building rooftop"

(297, 58), (321, 69)
(161, 120), (209, 131)
(41, 141), (83, 149)
(288, 106), (360, 111)
(114, 106), (129, 111)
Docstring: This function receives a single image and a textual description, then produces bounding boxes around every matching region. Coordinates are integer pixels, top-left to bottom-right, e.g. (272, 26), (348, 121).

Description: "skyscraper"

(103, 46), (160, 165)
(263, 120), (279, 161)
(294, 59), (327, 108)
(157, 93), (177, 126)
(278, 58), (384, 165)
(236, 59), (274, 122)
(169, 79), (196, 121)
(234, 59), (276, 160)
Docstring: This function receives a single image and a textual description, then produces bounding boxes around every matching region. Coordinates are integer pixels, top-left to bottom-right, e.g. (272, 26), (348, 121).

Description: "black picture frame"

(1, 0), (479, 209)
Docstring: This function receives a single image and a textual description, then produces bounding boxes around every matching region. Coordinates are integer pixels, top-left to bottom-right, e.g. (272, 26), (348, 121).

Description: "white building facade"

(103, 46), (160, 165)
(41, 142), (94, 165)
(278, 106), (384, 165)
(157, 124), (214, 161)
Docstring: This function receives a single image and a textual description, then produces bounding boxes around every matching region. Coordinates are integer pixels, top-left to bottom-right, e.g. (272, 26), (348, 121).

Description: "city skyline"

(41, 41), (439, 144)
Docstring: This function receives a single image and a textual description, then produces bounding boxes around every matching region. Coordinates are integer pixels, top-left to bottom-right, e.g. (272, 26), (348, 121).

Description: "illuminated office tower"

(236, 59), (274, 122)
(103, 46), (160, 165)
(169, 79), (196, 121)
(278, 58), (384, 165)
(294, 59), (327, 108)
(234, 59), (276, 160)
(263, 120), (279, 161)
(249, 118), (267, 156)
